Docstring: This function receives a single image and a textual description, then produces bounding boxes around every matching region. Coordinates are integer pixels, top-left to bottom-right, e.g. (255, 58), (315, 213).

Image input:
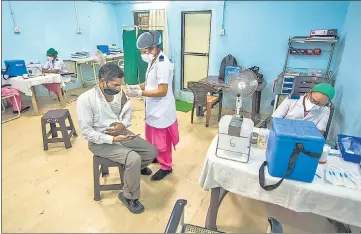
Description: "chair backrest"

(291, 76), (333, 95)
(187, 81), (216, 107)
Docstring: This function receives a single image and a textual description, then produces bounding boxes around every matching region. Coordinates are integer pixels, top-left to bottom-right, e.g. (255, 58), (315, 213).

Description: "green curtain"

(122, 30), (139, 85)
(137, 30), (164, 84)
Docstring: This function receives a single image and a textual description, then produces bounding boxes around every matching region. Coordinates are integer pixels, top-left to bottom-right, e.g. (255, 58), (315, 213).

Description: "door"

(181, 11), (212, 90)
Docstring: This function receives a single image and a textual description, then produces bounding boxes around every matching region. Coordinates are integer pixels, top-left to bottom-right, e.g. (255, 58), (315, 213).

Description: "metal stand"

(215, 133), (252, 163)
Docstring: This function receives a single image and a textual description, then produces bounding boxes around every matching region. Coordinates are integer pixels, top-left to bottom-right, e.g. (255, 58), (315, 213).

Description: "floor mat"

(176, 100), (193, 112)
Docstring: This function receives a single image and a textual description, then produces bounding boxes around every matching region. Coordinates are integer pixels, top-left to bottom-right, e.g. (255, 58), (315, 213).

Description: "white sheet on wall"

(149, 9), (171, 60)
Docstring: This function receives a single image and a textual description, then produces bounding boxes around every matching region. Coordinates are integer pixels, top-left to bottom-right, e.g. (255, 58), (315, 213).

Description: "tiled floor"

(2, 87), (337, 233)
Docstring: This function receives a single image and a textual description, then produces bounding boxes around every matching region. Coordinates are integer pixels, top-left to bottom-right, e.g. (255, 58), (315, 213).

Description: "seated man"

(76, 63), (157, 214)
(42, 48), (70, 97)
(1, 85), (30, 113)
(272, 83), (335, 134)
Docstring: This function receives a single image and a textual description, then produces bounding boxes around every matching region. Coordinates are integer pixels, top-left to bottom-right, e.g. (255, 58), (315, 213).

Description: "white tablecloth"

(199, 135), (361, 227)
(6, 74), (64, 96)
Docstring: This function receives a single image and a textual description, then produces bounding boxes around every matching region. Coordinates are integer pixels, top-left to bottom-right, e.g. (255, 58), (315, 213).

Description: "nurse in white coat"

(42, 48), (69, 98)
(272, 83), (335, 134)
(125, 31), (179, 181)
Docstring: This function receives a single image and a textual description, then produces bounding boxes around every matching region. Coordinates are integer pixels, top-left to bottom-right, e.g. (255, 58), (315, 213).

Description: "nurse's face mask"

(101, 78), (123, 96)
(47, 55), (55, 61)
(305, 92), (329, 111)
(140, 47), (155, 63)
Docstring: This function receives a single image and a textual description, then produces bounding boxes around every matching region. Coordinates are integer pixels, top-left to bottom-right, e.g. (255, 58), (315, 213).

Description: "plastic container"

(257, 128), (269, 149)
(337, 134), (361, 164)
(266, 118), (325, 183)
(224, 66), (241, 84)
(319, 144), (331, 164)
(97, 45), (110, 55)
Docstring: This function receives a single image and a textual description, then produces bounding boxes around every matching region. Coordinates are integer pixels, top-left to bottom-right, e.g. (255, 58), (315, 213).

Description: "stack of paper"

(109, 48), (122, 55)
(70, 52), (90, 59)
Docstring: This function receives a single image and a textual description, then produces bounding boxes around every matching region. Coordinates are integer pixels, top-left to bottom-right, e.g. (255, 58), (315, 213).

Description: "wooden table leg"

(57, 84), (66, 107)
(30, 86), (40, 115)
(205, 187), (228, 231)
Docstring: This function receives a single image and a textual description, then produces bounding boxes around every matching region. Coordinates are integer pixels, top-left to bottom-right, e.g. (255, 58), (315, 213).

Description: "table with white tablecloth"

(5, 74), (65, 114)
(198, 134), (361, 230)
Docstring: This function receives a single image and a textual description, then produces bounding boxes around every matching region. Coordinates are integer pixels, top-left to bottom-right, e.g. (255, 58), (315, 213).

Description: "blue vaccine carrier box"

(4, 60), (28, 77)
(265, 118), (325, 183)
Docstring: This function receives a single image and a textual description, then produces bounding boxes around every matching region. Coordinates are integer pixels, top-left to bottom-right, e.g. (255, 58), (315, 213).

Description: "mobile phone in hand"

(127, 134), (140, 139)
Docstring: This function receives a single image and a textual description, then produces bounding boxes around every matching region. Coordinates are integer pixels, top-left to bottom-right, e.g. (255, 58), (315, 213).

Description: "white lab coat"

(44, 58), (71, 83)
(272, 95), (330, 131)
(76, 86), (132, 145)
(144, 51), (176, 129)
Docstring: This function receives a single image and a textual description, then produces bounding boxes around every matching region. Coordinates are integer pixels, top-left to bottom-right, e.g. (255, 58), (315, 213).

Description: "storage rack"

(280, 36), (338, 94)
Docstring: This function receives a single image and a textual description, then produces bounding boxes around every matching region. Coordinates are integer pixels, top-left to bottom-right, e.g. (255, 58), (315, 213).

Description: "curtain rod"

(132, 9), (166, 12)
(122, 25), (139, 29)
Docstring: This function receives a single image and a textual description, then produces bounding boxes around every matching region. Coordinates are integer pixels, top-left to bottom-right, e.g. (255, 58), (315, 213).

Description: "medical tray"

(337, 134), (361, 164)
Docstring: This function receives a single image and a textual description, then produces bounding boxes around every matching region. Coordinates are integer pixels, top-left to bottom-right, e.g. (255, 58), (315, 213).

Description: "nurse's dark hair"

(98, 63), (124, 82)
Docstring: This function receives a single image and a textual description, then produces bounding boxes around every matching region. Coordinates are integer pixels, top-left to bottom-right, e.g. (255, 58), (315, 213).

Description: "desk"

(71, 53), (124, 87)
(199, 135), (361, 230)
(6, 74), (65, 114)
(199, 76), (267, 124)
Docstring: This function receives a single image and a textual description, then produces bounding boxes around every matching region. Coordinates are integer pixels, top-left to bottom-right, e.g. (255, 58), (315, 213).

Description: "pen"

(315, 174), (321, 178)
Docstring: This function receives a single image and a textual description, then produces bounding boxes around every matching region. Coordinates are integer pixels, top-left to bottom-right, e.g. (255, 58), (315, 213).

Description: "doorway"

(181, 11), (212, 90)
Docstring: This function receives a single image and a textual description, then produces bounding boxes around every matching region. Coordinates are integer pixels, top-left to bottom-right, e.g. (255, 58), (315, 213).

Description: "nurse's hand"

(105, 122), (125, 136)
(125, 89), (142, 98)
(127, 85), (141, 90)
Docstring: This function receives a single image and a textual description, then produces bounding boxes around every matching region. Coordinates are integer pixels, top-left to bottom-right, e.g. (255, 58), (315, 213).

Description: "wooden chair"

(1, 84), (20, 123)
(188, 81), (220, 127)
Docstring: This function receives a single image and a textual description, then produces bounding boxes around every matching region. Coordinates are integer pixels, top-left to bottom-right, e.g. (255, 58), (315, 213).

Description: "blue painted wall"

(1, 1), (119, 97)
(114, 1), (349, 114)
(329, 2), (361, 139)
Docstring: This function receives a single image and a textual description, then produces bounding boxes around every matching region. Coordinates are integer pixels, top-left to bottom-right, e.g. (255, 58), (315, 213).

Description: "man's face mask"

(47, 56), (54, 61)
(103, 81), (121, 95)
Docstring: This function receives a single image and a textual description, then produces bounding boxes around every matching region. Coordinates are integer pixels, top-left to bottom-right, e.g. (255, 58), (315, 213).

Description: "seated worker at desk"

(42, 48), (70, 98)
(272, 83), (335, 134)
(76, 63), (157, 214)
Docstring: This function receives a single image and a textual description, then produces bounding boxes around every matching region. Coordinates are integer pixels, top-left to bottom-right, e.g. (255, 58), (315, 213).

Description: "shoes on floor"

(151, 169), (173, 181)
(141, 167), (152, 176)
(152, 158), (158, 164)
(118, 192), (144, 214)
(13, 106), (30, 114)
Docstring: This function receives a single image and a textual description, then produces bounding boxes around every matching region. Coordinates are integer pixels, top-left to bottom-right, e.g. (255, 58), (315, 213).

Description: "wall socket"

(13, 26), (20, 33)
(220, 28), (225, 36)
(76, 28), (82, 34)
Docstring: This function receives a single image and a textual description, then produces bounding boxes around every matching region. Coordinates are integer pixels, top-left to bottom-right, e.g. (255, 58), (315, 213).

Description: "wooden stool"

(93, 155), (124, 201)
(41, 109), (77, 151)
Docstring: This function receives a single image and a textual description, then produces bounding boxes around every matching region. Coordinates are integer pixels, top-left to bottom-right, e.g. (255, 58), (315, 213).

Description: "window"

(134, 12), (150, 30)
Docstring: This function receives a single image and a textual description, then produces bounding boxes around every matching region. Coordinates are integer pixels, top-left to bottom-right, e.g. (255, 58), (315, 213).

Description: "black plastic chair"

(164, 199), (283, 233)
